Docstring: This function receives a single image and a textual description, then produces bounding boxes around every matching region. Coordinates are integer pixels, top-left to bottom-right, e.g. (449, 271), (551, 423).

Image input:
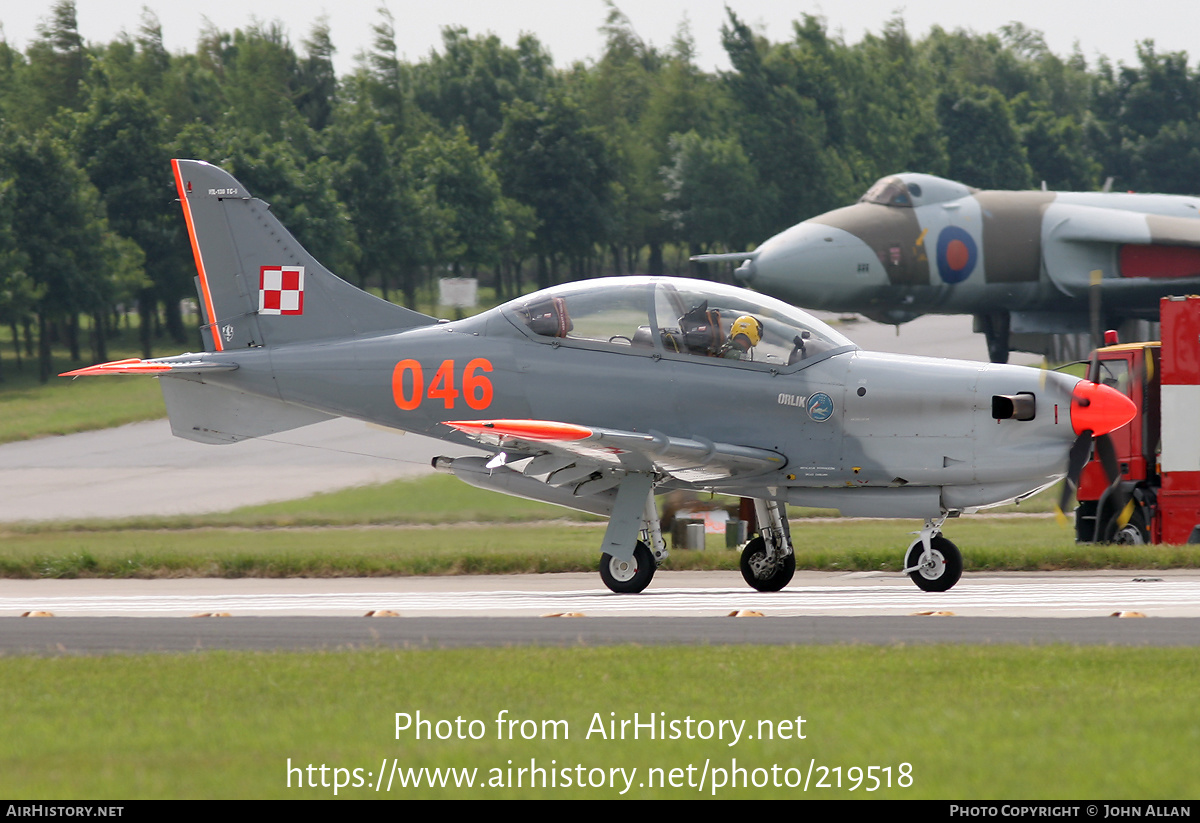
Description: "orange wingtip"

(60, 359), (172, 377)
(443, 419), (593, 441)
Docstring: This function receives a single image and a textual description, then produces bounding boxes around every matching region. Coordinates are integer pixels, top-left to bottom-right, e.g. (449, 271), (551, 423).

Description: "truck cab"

(1076, 295), (1200, 544)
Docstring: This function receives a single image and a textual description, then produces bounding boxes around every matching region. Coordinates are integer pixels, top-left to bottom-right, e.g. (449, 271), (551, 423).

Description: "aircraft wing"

(1042, 203), (1200, 295)
(442, 419), (786, 484)
(1046, 203), (1200, 248)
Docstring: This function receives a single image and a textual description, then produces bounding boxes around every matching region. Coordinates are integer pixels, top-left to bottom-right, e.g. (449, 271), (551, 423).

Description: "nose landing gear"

(902, 516), (962, 592)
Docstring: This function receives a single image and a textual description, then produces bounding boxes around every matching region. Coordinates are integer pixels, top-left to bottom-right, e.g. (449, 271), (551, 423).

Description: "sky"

(1, 0), (1196, 77)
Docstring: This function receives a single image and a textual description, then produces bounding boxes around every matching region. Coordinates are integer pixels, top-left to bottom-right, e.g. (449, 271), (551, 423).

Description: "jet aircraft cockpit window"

(860, 176), (913, 207)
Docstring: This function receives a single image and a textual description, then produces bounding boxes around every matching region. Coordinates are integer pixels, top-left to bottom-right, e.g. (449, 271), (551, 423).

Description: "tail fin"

(172, 159), (435, 351)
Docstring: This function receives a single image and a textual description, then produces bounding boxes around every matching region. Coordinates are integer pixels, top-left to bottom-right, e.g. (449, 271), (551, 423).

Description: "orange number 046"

(392, 358), (493, 411)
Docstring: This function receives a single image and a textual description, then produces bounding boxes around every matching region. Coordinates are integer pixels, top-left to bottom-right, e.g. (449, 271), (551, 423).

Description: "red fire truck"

(1076, 295), (1200, 544)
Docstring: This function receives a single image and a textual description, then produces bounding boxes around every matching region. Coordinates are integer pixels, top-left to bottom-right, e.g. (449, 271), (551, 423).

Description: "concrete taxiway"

(0, 417), (478, 522)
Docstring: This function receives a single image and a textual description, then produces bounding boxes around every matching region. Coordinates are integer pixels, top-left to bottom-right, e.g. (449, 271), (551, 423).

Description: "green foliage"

(663, 131), (761, 252)
(412, 25), (553, 152)
(937, 83), (1034, 189)
(410, 128), (508, 272)
(492, 93), (617, 279)
(0, 6), (1198, 390)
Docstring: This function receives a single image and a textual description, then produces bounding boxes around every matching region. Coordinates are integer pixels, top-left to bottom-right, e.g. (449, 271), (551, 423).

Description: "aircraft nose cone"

(750, 221), (876, 303)
(1070, 381), (1136, 436)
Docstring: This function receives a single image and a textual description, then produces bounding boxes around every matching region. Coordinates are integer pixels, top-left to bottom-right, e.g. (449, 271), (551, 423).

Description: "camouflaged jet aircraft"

(697, 173), (1200, 363)
(63, 161), (1137, 595)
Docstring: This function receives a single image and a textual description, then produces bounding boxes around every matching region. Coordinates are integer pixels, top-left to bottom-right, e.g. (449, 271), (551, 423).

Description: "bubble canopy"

(498, 276), (856, 370)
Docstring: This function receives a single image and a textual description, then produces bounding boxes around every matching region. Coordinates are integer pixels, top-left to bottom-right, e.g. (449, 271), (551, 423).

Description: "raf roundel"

(935, 226), (978, 284)
(259, 265), (305, 315)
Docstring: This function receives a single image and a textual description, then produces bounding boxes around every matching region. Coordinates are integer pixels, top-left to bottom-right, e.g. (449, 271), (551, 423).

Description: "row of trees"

(2, 1), (1200, 379)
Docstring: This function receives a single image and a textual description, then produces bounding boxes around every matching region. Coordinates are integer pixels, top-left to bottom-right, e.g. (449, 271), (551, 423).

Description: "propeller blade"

(1094, 433), (1120, 486)
(1056, 429), (1095, 521)
(1116, 497), (1136, 530)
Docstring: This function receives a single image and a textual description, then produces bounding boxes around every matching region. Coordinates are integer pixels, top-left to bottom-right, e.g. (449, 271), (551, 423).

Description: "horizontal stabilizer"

(160, 378), (332, 444)
(60, 356), (237, 377)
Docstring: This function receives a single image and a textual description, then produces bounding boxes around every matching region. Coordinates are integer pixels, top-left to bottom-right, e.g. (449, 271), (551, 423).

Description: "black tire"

(904, 535), (963, 592)
(599, 541), (655, 593)
(739, 536), (796, 592)
(1103, 505), (1150, 545)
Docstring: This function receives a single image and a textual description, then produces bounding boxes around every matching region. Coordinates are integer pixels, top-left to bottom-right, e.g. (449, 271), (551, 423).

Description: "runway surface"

(5, 570), (1199, 618)
(3, 571), (1198, 652)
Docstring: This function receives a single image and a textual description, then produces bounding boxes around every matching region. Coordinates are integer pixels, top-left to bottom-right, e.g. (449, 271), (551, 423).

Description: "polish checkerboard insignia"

(259, 265), (305, 315)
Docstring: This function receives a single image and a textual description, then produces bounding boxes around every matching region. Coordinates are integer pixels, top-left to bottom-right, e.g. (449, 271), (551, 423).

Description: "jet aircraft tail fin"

(171, 159), (436, 352)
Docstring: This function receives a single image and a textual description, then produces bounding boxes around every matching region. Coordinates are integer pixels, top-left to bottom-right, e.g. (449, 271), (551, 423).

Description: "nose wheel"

(903, 534), (962, 592)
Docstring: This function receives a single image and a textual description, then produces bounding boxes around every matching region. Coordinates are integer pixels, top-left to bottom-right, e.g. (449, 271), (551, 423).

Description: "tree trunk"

(648, 242), (664, 277)
(67, 313), (81, 362)
(10, 322), (21, 369)
(92, 311), (108, 362)
(163, 295), (186, 344)
(38, 313), (51, 384)
(138, 287), (154, 359)
(401, 267), (416, 310)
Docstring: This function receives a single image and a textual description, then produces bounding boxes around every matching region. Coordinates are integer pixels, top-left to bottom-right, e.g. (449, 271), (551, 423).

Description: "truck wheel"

(1106, 506), (1150, 545)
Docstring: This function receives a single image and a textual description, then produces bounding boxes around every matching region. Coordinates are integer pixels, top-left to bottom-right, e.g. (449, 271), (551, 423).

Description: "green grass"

(208, 472), (601, 527)
(4, 473), (1197, 579)
(5, 514), (1200, 579)
(4, 472), (601, 533)
(0, 325), (186, 444)
(1, 646), (1195, 798)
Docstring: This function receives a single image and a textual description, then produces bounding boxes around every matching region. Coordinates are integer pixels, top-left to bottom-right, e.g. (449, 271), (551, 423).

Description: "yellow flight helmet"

(729, 315), (763, 347)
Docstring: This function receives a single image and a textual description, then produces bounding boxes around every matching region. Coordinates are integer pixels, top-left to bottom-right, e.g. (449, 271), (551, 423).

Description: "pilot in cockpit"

(717, 314), (763, 360)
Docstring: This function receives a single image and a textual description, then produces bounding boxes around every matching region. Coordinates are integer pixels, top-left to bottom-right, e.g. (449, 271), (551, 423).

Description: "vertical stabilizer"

(172, 159), (435, 351)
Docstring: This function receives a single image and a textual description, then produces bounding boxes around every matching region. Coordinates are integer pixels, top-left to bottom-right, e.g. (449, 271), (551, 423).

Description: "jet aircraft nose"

(745, 221), (880, 306)
(1069, 380), (1136, 436)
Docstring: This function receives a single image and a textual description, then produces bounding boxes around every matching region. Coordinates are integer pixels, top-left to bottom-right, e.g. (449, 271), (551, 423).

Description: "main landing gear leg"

(902, 514), (963, 592)
(642, 494), (669, 566)
(598, 474), (662, 594)
(740, 499), (796, 592)
(977, 311), (1011, 364)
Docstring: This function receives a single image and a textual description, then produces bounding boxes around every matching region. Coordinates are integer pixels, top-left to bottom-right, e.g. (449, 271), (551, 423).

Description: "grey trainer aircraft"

(64, 161), (1136, 595)
(696, 172), (1200, 363)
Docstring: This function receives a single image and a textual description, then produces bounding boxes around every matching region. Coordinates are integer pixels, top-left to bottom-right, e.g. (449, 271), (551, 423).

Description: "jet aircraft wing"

(1046, 204), (1200, 248)
(442, 419), (786, 485)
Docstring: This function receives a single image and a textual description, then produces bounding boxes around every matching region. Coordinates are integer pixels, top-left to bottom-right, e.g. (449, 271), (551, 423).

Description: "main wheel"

(739, 536), (796, 592)
(904, 535), (963, 592)
(599, 540), (655, 593)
